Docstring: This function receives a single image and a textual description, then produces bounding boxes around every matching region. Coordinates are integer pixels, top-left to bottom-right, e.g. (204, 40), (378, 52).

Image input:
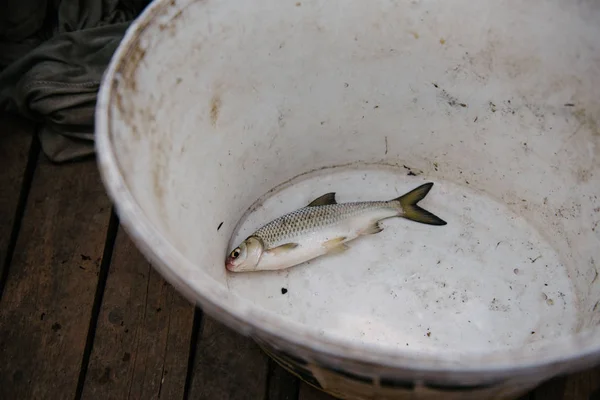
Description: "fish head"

(225, 236), (264, 272)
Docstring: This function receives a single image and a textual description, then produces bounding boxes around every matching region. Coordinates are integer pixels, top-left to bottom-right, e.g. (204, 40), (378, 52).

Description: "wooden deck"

(1, 113), (599, 400)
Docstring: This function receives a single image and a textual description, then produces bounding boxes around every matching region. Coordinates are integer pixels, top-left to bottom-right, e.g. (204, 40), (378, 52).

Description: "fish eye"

(231, 248), (241, 259)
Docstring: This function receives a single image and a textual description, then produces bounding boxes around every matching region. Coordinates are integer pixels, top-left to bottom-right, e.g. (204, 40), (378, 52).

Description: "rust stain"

(576, 167), (593, 183)
(210, 94), (222, 127)
(152, 140), (170, 228)
(295, 1), (301, 6)
(573, 108), (600, 137)
(121, 44), (146, 93)
(172, 9), (183, 20)
(131, 124), (140, 141)
(410, 31), (419, 39)
(113, 85), (140, 142)
(439, 38), (446, 45)
(114, 88), (125, 119)
(109, 0), (199, 150)
(153, 165), (165, 202)
(158, 0), (188, 35)
(110, 5), (154, 139)
(153, 143), (165, 201)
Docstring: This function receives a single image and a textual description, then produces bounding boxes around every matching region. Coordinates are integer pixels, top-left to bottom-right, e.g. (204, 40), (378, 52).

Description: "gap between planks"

(2, 114), (597, 400)
(79, 225), (196, 399)
(0, 155), (113, 398)
(0, 115), (38, 302)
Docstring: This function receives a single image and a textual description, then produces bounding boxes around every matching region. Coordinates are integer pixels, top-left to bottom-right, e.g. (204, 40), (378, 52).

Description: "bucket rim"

(94, 0), (600, 378)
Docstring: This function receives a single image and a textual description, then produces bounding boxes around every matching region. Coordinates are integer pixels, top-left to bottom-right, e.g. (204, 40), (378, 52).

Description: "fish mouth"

(225, 258), (235, 271)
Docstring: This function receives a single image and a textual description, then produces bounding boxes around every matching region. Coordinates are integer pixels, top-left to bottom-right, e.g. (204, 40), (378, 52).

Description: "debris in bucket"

(513, 268), (520, 275)
(281, 288), (288, 295)
(217, 221), (223, 231)
(489, 298), (510, 312)
(403, 165), (422, 176)
(225, 182), (447, 272)
(436, 87), (468, 109)
(564, 103), (575, 107)
(558, 291), (567, 305)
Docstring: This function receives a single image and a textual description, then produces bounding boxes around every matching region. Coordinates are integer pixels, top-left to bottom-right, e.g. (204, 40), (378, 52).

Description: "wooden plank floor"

(1, 113), (599, 399)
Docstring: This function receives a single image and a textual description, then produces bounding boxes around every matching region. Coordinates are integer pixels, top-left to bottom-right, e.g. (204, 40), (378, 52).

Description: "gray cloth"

(0, 0), (149, 162)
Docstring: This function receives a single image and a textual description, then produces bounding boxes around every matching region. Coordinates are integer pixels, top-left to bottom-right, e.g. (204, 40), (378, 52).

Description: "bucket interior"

(105, 0), (600, 359)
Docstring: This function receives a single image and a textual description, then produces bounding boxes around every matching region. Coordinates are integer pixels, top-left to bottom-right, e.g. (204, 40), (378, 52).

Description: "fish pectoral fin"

(360, 222), (383, 236)
(307, 192), (337, 207)
(266, 242), (299, 256)
(323, 237), (349, 255)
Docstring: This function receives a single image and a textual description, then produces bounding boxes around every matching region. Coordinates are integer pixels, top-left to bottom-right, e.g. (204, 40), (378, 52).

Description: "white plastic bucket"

(95, 0), (600, 398)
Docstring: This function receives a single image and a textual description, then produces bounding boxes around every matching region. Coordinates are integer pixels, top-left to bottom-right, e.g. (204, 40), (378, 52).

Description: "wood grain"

(81, 228), (195, 400)
(532, 376), (567, 400)
(188, 316), (269, 400)
(562, 367), (600, 400)
(2, 113), (600, 400)
(0, 114), (34, 283)
(0, 158), (112, 399)
(298, 382), (336, 400)
(267, 360), (300, 400)
(516, 391), (533, 400)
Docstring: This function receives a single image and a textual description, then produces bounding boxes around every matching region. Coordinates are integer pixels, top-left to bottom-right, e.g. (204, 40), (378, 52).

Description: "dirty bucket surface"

(227, 166), (576, 355)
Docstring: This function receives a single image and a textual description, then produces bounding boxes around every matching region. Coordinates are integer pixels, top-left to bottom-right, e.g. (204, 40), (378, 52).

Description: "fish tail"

(391, 182), (447, 226)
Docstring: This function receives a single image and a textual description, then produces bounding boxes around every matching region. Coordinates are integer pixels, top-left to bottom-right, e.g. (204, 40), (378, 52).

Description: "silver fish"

(225, 182), (446, 272)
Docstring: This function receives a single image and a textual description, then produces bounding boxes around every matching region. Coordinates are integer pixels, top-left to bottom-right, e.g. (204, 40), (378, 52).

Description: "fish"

(225, 182), (446, 272)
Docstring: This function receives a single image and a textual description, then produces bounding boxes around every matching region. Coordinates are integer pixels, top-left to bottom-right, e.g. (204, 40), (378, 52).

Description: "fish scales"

(225, 182), (447, 272)
(254, 202), (395, 248)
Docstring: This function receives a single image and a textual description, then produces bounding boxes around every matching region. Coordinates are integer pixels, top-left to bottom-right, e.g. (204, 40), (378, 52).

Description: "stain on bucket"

(94, 0), (600, 399)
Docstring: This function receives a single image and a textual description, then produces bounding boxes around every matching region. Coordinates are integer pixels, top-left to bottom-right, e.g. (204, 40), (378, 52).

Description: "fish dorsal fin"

(307, 192), (337, 207)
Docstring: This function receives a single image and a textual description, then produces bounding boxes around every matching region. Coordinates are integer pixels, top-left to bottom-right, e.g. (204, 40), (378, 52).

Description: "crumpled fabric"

(0, 0), (149, 162)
